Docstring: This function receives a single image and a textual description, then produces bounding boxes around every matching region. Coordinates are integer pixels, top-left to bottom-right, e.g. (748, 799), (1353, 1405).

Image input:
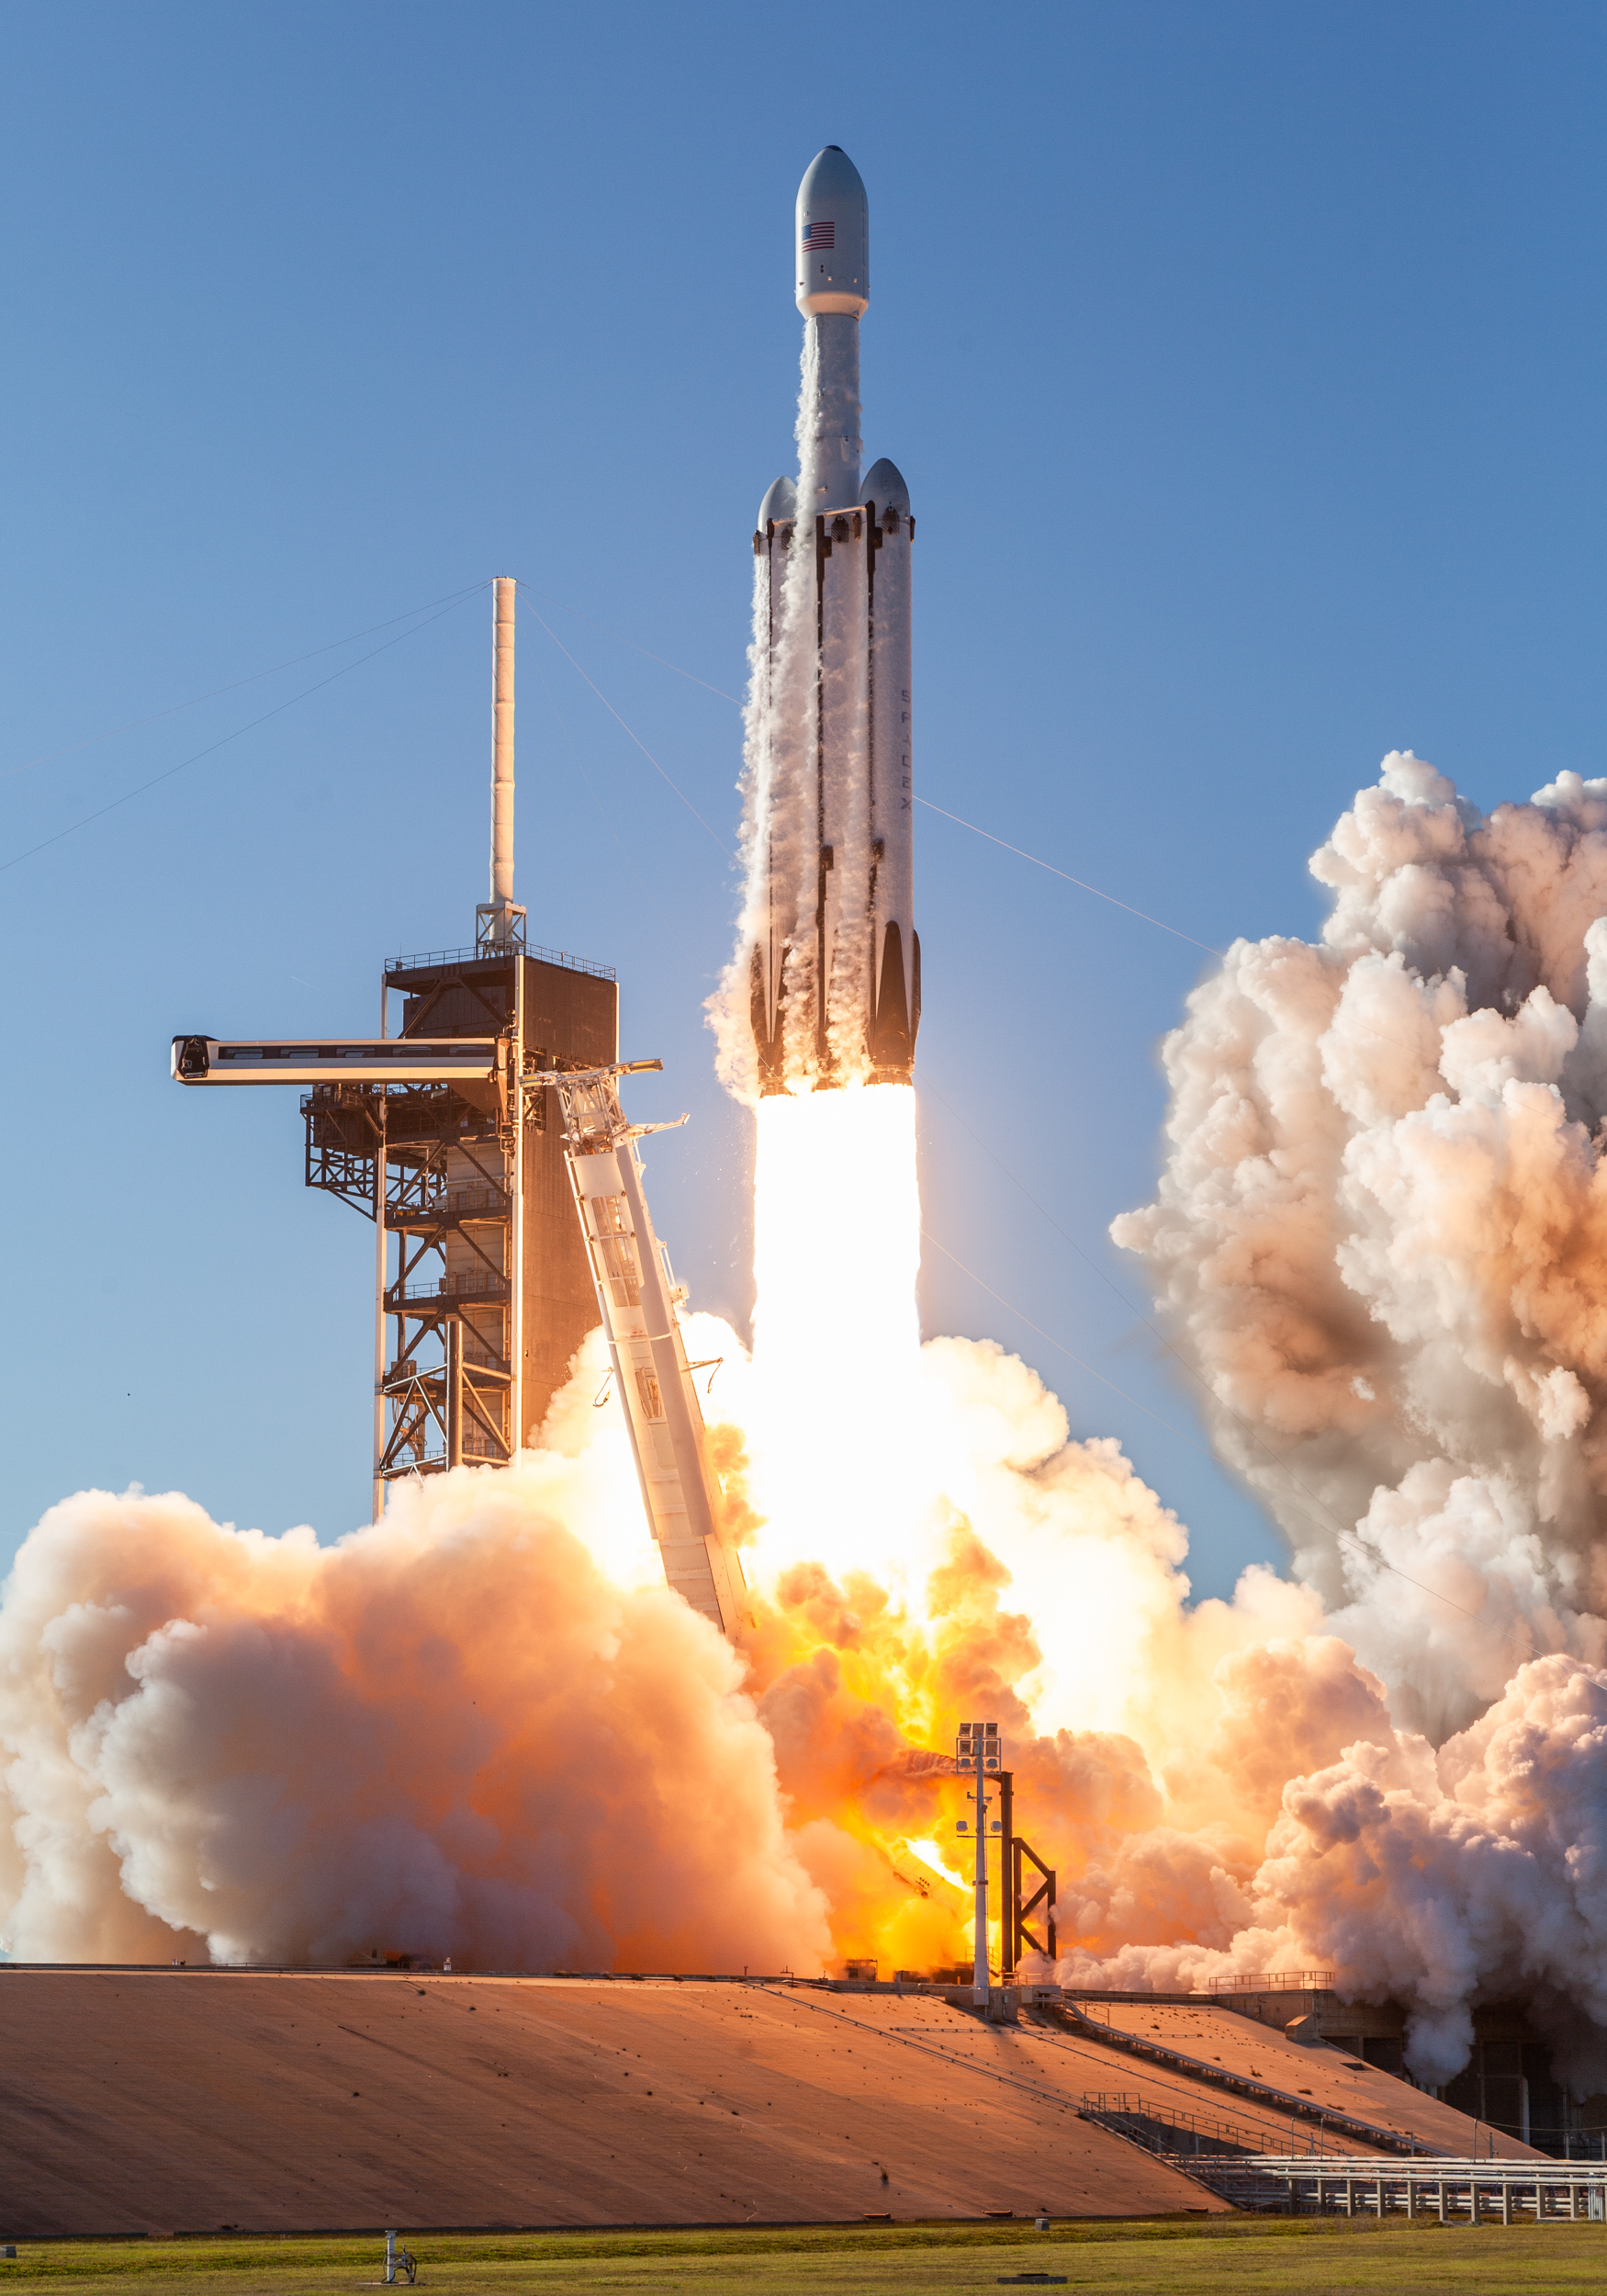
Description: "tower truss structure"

(174, 578), (618, 1518)
(305, 933), (617, 1506)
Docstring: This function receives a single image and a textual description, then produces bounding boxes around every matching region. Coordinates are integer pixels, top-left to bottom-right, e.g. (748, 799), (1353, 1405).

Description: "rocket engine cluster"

(746, 148), (918, 1095)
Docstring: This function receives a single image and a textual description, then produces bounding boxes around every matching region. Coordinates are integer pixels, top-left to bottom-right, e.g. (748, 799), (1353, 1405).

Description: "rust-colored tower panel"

(520, 955), (618, 1439)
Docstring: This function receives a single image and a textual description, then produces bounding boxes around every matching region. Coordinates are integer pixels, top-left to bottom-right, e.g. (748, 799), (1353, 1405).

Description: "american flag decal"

(803, 219), (835, 250)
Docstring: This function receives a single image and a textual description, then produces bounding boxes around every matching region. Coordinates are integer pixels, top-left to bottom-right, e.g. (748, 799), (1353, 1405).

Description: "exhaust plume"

(6, 714), (1607, 2099)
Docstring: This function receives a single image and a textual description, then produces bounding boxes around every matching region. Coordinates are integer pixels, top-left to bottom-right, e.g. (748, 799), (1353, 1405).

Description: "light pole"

(956, 1720), (1003, 2007)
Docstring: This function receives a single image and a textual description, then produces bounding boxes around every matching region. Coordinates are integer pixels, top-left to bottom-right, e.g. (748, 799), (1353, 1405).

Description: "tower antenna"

(478, 577), (524, 952)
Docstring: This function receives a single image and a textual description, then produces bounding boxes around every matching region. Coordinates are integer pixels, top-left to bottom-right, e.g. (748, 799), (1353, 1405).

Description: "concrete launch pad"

(0, 1973), (1522, 2238)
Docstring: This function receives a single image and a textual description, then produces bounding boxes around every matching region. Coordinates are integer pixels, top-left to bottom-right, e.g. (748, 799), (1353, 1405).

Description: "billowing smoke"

(1113, 752), (1607, 1739)
(7, 748), (1607, 2104)
(709, 445), (816, 1102)
(1072, 750), (1607, 2079)
(0, 1426), (830, 1975)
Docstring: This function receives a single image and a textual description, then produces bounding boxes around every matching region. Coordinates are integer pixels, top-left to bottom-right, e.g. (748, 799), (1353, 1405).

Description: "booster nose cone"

(796, 145), (869, 318)
(860, 457), (911, 518)
(758, 474), (798, 528)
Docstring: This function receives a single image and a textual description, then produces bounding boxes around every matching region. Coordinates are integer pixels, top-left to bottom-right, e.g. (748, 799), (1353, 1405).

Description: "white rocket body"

(750, 147), (917, 1092)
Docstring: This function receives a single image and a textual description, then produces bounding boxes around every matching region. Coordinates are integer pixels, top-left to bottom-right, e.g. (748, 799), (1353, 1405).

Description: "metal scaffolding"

(297, 931), (617, 1513)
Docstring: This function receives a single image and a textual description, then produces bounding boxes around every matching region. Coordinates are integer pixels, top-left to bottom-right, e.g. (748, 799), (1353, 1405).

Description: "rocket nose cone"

(758, 475), (797, 528)
(798, 145), (868, 211)
(797, 145), (869, 318)
(861, 458), (911, 517)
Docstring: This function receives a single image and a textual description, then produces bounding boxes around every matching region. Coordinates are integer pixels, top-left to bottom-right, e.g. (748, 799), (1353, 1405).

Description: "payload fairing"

(749, 148), (917, 1094)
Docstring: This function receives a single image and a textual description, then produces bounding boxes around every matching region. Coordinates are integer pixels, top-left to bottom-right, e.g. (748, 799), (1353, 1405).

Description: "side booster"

(750, 146), (918, 1092)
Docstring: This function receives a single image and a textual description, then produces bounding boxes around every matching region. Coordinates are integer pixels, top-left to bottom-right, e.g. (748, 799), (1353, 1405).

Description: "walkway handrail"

(1052, 2001), (1441, 2157)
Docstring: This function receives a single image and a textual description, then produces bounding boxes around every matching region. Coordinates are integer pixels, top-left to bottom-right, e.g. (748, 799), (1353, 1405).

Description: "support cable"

(514, 586), (743, 705)
(0, 590), (484, 877)
(1, 580), (489, 782)
(518, 593), (733, 859)
(915, 796), (1223, 956)
(533, 663), (705, 969)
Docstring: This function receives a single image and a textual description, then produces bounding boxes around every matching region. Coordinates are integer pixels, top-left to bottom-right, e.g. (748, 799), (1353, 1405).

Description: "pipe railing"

(1078, 2090), (1362, 2162)
(1200, 2155), (1607, 2222)
(387, 943), (615, 981)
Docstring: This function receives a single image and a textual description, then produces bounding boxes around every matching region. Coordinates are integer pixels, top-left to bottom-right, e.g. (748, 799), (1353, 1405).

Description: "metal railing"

(388, 1273), (509, 1305)
(1199, 2155), (1607, 2221)
(1534, 2129), (1607, 2161)
(1079, 2091), (1360, 2163)
(1206, 1971), (1336, 1994)
(395, 1184), (511, 1221)
(444, 1185), (509, 1214)
(1057, 2000), (1426, 2155)
(388, 943), (615, 982)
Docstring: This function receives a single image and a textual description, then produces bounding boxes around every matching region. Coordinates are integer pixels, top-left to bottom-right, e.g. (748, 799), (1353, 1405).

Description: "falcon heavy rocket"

(749, 147), (918, 1094)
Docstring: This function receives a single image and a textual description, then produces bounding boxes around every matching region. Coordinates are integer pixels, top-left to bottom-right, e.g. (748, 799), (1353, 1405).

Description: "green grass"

(0, 2218), (1603, 2296)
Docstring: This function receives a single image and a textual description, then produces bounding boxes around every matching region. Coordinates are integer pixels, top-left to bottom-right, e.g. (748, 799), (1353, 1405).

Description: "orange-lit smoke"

(7, 753), (1607, 2102)
(0, 1459), (829, 1973)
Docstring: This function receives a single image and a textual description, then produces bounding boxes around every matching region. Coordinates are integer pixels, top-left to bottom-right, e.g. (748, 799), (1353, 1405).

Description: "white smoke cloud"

(710, 339), (826, 1104)
(0, 1458), (831, 1974)
(1113, 751), (1607, 1740)
(7, 746), (1607, 2105)
(1037, 1627), (1607, 2083)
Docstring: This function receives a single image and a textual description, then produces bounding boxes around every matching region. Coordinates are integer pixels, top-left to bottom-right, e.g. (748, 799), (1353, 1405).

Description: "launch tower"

(174, 580), (618, 1514)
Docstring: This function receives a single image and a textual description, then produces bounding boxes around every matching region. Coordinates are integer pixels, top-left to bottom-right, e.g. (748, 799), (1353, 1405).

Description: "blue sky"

(1, 1), (1601, 1593)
